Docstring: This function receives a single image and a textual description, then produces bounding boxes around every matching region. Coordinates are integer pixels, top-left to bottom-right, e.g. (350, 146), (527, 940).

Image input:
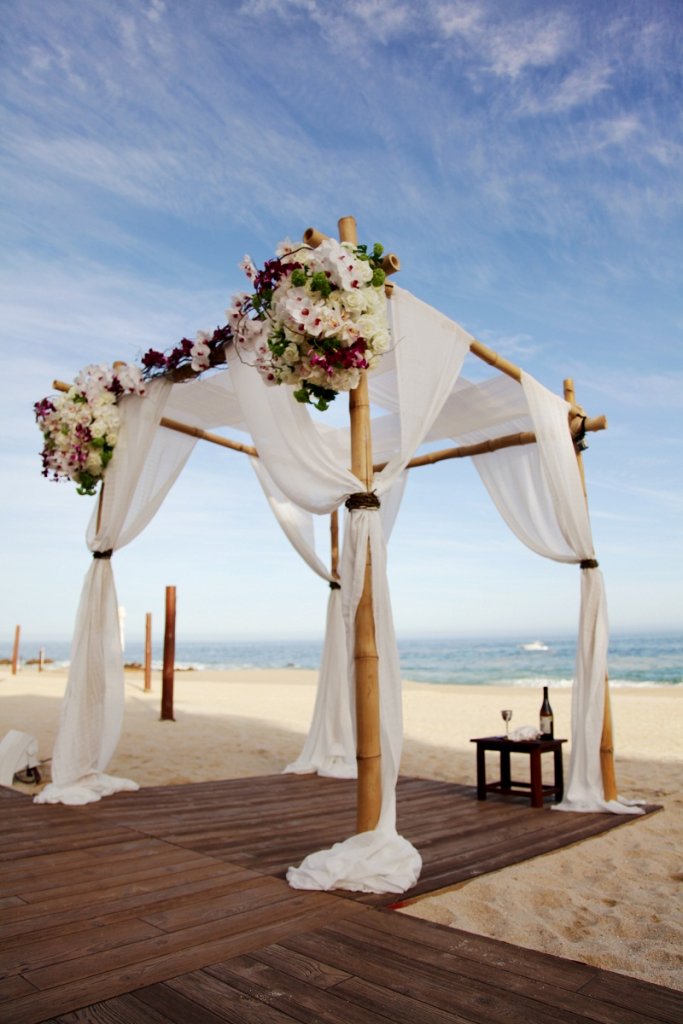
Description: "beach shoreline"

(1, 667), (681, 991)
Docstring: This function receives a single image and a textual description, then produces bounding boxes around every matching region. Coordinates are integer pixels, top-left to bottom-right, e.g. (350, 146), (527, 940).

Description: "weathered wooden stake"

(144, 612), (153, 693)
(564, 378), (618, 802)
(11, 626), (21, 675)
(160, 587), (176, 721)
(38, 647), (44, 672)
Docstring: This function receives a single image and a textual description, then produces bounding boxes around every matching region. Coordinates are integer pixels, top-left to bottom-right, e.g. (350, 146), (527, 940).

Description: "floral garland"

(35, 364), (146, 496)
(36, 237), (390, 493)
(228, 237), (390, 411)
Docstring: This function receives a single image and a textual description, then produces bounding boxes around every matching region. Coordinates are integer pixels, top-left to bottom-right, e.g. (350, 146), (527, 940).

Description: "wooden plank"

(0, 863), (254, 936)
(164, 969), (306, 1023)
(578, 971), (683, 1024)
(0, 773), (675, 1024)
(205, 955), (397, 1024)
(324, 914), (668, 1024)
(1, 893), (363, 1024)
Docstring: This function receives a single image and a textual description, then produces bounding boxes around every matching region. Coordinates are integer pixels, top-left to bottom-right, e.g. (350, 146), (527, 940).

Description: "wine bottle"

(539, 686), (554, 739)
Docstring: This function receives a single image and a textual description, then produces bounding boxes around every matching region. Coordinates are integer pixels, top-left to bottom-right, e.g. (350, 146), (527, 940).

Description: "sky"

(1, 0), (682, 652)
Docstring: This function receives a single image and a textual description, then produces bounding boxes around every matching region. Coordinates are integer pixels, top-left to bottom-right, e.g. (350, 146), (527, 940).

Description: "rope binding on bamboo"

(345, 491), (381, 511)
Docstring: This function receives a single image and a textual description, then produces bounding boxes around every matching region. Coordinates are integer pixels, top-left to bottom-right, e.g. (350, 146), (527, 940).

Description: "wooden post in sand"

(564, 378), (618, 802)
(161, 587), (176, 721)
(11, 626), (20, 675)
(144, 613), (153, 693)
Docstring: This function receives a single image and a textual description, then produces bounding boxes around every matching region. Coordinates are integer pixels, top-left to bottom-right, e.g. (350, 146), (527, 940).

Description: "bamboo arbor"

(53, 214), (615, 822)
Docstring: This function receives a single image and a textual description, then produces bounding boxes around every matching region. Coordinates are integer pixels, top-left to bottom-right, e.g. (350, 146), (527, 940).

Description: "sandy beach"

(1, 666), (681, 992)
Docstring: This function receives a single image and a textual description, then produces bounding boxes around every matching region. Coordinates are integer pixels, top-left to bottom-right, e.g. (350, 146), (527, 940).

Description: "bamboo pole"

(144, 612), (152, 693)
(52, 382), (259, 459)
(330, 510), (340, 582)
(469, 338), (522, 382)
(160, 586), (176, 721)
(38, 647), (44, 672)
(336, 214), (382, 834)
(11, 625), (20, 675)
(564, 378), (618, 802)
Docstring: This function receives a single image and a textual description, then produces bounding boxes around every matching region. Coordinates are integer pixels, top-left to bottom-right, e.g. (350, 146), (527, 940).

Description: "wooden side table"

(471, 736), (566, 808)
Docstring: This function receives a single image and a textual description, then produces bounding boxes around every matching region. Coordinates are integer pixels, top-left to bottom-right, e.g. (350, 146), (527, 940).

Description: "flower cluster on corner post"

(228, 237), (390, 411)
(34, 364), (146, 496)
(35, 236), (391, 494)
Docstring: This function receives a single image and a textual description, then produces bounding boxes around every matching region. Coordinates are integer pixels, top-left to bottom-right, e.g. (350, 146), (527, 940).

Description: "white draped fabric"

(229, 285), (471, 891)
(36, 273), (632, 891)
(35, 380), (197, 805)
(251, 457), (356, 778)
(472, 374), (641, 814)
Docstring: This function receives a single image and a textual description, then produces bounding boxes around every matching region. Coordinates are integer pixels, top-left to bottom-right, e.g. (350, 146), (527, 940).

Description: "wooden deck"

(1, 774), (679, 1023)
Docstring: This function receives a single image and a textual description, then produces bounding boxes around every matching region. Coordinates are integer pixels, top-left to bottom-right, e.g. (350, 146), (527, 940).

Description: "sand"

(2, 666), (682, 991)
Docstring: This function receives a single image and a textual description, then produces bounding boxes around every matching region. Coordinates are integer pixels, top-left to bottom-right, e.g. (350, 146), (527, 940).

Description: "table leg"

(554, 746), (564, 802)
(500, 747), (511, 793)
(476, 744), (487, 800)
(530, 749), (543, 808)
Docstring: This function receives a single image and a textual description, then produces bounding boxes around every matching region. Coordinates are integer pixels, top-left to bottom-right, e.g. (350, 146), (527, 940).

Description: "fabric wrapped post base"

(34, 772), (139, 806)
(287, 827), (421, 894)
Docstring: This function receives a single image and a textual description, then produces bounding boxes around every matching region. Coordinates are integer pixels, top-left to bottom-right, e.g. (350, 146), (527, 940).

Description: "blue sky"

(1, 0), (681, 650)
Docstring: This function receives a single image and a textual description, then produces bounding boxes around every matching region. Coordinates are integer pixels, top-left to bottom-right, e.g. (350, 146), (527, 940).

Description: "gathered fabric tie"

(345, 491), (381, 511)
(93, 550), (113, 560)
(580, 558), (599, 569)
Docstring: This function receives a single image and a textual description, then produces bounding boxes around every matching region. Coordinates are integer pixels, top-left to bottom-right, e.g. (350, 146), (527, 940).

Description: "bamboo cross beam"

(52, 381), (258, 458)
(373, 415), (607, 474)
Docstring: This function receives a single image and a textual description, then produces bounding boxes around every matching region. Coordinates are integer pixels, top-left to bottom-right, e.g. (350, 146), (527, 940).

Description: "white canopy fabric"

(36, 379), (185, 804)
(34, 281), (633, 887)
(228, 286), (470, 892)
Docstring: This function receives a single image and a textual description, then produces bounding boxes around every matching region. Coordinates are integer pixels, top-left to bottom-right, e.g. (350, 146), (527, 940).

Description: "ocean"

(10, 632), (682, 687)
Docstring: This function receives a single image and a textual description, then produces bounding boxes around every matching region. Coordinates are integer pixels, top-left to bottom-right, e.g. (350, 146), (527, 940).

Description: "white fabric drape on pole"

(36, 380), (198, 805)
(229, 285), (471, 892)
(473, 373), (641, 814)
(251, 457), (355, 778)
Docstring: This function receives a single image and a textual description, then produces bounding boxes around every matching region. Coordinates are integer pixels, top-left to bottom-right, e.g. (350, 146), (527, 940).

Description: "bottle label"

(540, 717), (553, 734)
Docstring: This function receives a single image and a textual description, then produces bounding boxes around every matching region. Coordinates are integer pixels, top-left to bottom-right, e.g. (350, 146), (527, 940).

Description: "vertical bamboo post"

(330, 510), (340, 582)
(564, 378), (618, 802)
(339, 215), (382, 833)
(11, 626), (20, 675)
(38, 647), (44, 672)
(144, 612), (152, 693)
(160, 586), (176, 721)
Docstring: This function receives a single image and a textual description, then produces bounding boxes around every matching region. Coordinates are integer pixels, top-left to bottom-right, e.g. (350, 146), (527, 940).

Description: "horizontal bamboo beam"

(158, 417), (258, 456)
(52, 380), (258, 458)
(53, 377), (605, 471)
(374, 412), (607, 473)
(469, 338), (522, 382)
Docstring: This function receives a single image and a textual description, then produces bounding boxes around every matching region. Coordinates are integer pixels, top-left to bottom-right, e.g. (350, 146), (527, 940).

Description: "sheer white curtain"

(228, 285), (471, 892)
(36, 380), (198, 805)
(251, 458), (408, 780)
(473, 373), (641, 814)
(251, 457), (355, 778)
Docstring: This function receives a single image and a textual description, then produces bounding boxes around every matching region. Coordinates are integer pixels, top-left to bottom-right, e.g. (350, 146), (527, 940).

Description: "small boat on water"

(520, 640), (549, 651)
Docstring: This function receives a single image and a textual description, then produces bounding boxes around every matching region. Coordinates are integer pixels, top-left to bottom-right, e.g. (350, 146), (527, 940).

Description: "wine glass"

(501, 708), (513, 739)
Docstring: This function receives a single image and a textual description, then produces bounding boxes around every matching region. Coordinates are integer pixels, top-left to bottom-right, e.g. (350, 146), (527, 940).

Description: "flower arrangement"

(228, 237), (390, 410)
(140, 326), (232, 379)
(35, 363), (146, 496)
(36, 236), (392, 494)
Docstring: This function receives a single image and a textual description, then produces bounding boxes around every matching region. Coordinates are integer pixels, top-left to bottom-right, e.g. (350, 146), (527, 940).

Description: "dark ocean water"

(10, 632), (682, 687)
